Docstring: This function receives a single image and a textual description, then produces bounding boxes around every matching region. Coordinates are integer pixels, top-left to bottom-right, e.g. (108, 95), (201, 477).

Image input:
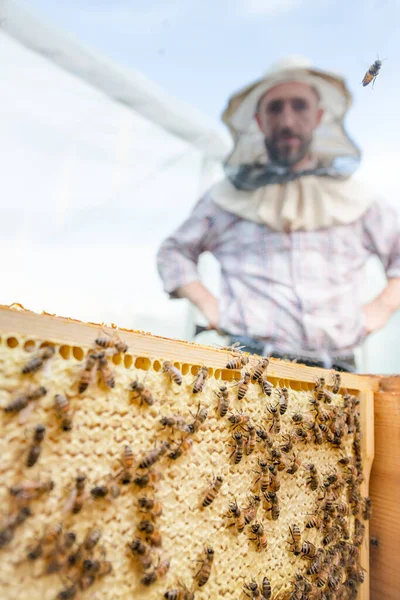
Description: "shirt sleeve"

(156, 193), (219, 298)
(361, 200), (400, 278)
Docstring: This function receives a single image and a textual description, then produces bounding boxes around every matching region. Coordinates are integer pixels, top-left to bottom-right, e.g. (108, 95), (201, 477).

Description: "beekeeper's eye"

(291, 98), (308, 111)
(267, 100), (284, 114)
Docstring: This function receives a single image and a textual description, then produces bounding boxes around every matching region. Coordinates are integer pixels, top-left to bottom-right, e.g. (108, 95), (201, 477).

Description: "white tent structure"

(0, 2), (398, 373)
(0, 0), (230, 340)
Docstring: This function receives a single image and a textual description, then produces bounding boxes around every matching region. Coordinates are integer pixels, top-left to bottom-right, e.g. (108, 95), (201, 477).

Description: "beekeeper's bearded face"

(255, 81), (324, 168)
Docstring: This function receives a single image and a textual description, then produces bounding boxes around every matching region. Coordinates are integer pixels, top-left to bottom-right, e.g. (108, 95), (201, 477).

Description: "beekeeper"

(157, 56), (400, 372)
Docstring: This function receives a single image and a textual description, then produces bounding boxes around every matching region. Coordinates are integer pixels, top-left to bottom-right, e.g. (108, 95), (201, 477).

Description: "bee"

(97, 355), (115, 388)
(83, 528), (102, 551)
(4, 385), (47, 414)
(264, 492), (280, 520)
(27, 522), (63, 560)
(288, 524), (301, 555)
(292, 426), (311, 444)
(138, 496), (163, 518)
(259, 378), (273, 396)
(337, 515), (350, 539)
(230, 431), (244, 464)
(194, 546), (214, 587)
(335, 501), (349, 516)
(278, 387), (289, 415)
(251, 358), (269, 382)
(141, 558), (170, 586)
(243, 494), (261, 524)
(226, 351), (249, 369)
(164, 580), (194, 600)
(280, 433), (294, 454)
(237, 371), (251, 400)
(362, 57), (384, 88)
(0, 507), (32, 548)
(228, 410), (250, 431)
(130, 379), (155, 406)
(90, 480), (121, 500)
(353, 519), (365, 547)
(250, 521), (268, 551)
(256, 427), (274, 448)
(243, 580), (262, 599)
(224, 498), (245, 533)
(137, 521), (162, 547)
(9, 478), (54, 504)
(115, 444), (134, 484)
(252, 459), (270, 494)
(306, 549), (325, 576)
(128, 538), (153, 570)
(362, 497), (372, 520)
(261, 577), (272, 600)
(22, 346), (55, 374)
(286, 454), (301, 475)
(159, 414), (190, 433)
(138, 441), (170, 470)
(168, 437), (193, 461)
(313, 423), (323, 445)
(57, 584), (77, 600)
(163, 361), (182, 385)
(54, 394), (73, 431)
(95, 330), (128, 353)
(64, 474), (87, 514)
(26, 424), (46, 467)
(292, 411), (304, 423)
(332, 373), (342, 394)
(305, 515), (323, 530)
(322, 525), (341, 546)
(43, 532), (77, 574)
(215, 385), (230, 417)
(267, 465), (281, 493)
(193, 366), (209, 394)
(266, 402), (281, 434)
(301, 541), (317, 559)
(304, 463), (320, 491)
(200, 475), (223, 508)
(188, 405), (208, 434)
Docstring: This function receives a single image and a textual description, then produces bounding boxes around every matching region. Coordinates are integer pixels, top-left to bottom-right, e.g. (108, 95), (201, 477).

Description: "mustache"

(277, 128), (304, 141)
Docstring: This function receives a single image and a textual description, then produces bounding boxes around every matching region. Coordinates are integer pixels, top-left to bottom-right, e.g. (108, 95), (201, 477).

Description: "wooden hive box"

(0, 305), (379, 600)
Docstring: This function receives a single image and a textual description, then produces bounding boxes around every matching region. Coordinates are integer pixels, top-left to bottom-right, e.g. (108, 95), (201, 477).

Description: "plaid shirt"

(157, 192), (400, 359)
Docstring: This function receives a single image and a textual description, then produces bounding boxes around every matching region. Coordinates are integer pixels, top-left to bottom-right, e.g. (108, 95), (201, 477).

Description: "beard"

(265, 128), (312, 167)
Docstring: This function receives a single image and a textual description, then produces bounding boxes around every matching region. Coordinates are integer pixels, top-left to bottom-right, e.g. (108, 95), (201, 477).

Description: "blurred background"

(1, 0), (399, 373)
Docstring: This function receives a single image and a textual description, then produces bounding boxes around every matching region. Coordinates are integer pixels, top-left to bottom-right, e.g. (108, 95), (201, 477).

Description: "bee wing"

(62, 488), (78, 514)
(18, 402), (36, 425)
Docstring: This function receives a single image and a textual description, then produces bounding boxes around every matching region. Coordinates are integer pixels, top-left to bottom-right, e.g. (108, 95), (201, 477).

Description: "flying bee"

(243, 494), (261, 524)
(214, 385), (230, 418)
(288, 524), (302, 555)
(224, 498), (245, 533)
(194, 546), (214, 587)
(164, 580), (194, 600)
(230, 431), (244, 464)
(63, 474), (87, 514)
(250, 521), (268, 551)
(226, 352), (249, 369)
(159, 414), (190, 434)
(26, 424), (46, 467)
(301, 541), (317, 559)
(193, 366), (209, 394)
(138, 441), (170, 470)
(141, 558), (170, 586)
(256, 427), (273, 448)
(228, 410), (250, 431)
(363, 497), (372, 520)
(251, 358), (269, 382)
(54, 394), (73, 431)
(200, 475), (223, 509)
(130, 379), (155, 406)
(304, 463), (320, 491)
(4, 385), (47, 414)
(22, 346), (55, 374)
(237, 371), (251, 400)
(286, 454), (301, 475)
(266, 402), (280, 433)
(138, 496), (163, 518)
(243, 580), (262, 599)
(117, 445), (134, 483)
(0, 507), (32, 548)
(78, 352), (100, 394)
(9, 478), (54, 504)
(95, 330), (128, 353)
(128, 538), (153, 570)
(245, 424), (257, 456)
(163, 361), (182, 385)
(362, 57), (385, 88)
(278, 387), (289, 415)
(97, 355), (115, 388)
(188, 405), (208, 434)
(168, 437), (193, 461)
